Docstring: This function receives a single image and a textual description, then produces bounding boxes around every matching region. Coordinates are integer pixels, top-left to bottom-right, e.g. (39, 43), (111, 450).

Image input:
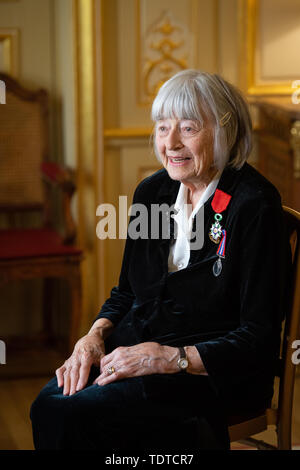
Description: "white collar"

(173, 171), (222, 228)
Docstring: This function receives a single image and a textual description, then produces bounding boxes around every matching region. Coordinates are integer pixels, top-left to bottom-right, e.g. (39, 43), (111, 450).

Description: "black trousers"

(30, 367), (230, 451)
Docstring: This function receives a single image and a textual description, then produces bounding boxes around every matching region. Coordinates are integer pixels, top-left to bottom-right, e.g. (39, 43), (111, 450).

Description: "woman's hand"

(55, 318), (113, 396)
(93, 343), (208, 386)
(93, 342), (180, 386)
(55, 330), (105, 396)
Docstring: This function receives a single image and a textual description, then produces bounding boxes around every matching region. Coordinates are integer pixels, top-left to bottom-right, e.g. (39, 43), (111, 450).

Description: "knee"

(30, 395), (38, 422)
(30, 392), (46, 423)
(30, 377), (76, 450)
(30, 377), (61, 423)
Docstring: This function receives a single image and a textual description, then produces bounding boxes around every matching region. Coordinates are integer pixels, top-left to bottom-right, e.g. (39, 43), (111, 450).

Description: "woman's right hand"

(55, 319), (113, 396)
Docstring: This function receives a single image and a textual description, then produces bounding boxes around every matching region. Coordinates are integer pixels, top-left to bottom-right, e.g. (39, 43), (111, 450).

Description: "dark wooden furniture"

(0, 73), (83, 374)
(251, 97), (300, 212)
(228, 206), (300, 450)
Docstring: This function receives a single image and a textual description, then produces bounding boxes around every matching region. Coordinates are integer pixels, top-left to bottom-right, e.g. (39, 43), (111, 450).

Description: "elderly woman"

(30, 69), (290, 451)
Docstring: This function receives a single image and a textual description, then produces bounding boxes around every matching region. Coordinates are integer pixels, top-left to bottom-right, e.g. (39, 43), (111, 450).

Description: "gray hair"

(151, 69), (252, 170)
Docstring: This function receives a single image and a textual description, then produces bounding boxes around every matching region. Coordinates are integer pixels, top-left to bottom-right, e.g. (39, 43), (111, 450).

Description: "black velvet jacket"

(95, 163), (291, 413)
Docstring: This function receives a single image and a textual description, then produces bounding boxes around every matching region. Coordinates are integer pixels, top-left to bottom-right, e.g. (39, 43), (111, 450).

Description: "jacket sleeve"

(93, 185), (141, 326)
(194, 201), (291, 396)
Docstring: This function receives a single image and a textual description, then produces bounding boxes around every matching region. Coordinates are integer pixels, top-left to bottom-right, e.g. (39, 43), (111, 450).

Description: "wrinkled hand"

(93, 342), (179, 386)
(56, 330), (105, 396)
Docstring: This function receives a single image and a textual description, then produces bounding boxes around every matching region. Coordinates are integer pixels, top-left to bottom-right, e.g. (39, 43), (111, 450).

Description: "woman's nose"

(166, 128), (183, 150)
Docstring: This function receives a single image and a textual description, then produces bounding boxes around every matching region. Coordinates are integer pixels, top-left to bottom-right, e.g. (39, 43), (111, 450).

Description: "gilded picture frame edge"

(239, 0), (295, 96)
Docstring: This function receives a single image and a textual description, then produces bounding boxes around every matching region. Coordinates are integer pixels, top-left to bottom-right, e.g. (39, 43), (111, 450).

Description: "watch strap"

(178, 346), (186, 360)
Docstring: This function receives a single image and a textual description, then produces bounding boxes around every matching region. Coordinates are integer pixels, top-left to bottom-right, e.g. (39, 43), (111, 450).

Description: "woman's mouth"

(168, 156), (191, 166)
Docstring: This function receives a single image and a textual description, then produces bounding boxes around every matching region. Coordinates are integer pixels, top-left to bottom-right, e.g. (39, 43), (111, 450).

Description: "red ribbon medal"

(209, 189), (231, 277)
(211, 189), (232, 214)
(209, 190), (231, 244)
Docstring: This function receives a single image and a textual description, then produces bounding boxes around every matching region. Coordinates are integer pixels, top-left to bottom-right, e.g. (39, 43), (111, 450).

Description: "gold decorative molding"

(0, 28), (19, 77)
(73, 0), (105, 331)
(104, 127), (153, 139)
(238, 0), (295, 96)
(136, 1), (193, 105)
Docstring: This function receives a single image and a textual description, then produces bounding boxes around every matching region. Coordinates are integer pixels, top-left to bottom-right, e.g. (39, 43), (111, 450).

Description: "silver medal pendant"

(213, 257), (222, 277)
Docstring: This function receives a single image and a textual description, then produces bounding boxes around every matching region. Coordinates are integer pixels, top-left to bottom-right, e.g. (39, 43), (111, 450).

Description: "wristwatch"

(177, 346), (189, 370)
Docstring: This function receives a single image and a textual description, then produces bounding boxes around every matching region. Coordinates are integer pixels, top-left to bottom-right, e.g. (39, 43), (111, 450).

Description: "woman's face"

(154, 118), (215, 186)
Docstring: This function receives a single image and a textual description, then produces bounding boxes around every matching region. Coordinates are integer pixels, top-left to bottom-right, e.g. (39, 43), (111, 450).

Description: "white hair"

(151, 69), (252, 170)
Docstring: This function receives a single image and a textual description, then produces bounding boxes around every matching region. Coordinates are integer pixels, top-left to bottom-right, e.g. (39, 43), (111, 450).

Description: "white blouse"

(168, 174), (221, 273)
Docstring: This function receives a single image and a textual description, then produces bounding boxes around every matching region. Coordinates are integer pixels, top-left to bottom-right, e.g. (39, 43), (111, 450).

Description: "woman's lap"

(30, 368), (230, 451)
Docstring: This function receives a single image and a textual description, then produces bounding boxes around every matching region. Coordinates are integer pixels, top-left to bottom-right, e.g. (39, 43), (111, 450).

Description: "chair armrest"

(41, 162), (75, 190)
(41, 162), (77, 244)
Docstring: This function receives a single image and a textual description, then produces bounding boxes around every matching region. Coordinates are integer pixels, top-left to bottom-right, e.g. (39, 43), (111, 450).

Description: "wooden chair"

(0, 73), (83, 357)
(228, 206), (300, 450)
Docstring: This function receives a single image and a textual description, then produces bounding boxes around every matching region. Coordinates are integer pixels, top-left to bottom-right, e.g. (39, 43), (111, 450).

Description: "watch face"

(179, 358), (188, 369)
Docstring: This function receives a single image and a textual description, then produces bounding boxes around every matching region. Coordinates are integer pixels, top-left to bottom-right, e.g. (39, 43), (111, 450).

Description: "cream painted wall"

(0, 0), (76, 165)
(258, 0), (300, 81)
(0, 0), (53, 87)
(52, 0), (76, 169)
(218, 0), (239, 85)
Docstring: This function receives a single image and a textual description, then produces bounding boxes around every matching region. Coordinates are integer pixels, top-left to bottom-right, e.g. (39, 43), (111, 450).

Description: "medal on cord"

(209, 189), (231, 277)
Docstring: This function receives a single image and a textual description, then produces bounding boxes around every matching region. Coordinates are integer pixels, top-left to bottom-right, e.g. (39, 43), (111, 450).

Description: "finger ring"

(107, 366), (115, 375)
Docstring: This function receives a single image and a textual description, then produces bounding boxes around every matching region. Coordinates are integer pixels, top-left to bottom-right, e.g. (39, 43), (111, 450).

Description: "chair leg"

(277, 422), (292, 450)
(67, 271), (82, 354)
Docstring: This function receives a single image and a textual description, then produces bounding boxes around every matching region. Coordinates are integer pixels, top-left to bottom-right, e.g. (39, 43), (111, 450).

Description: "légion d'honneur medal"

(209, 213), (223, 244)
(209, 189), (232, 277)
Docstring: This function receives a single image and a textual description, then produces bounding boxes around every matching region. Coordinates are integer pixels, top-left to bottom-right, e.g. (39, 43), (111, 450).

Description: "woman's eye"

(158, 126), (168, 134)
(181, 126), (195, 134)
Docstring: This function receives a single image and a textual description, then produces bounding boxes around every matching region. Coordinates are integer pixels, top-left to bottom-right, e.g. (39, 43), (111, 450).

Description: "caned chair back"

(0, 73), (49, 211)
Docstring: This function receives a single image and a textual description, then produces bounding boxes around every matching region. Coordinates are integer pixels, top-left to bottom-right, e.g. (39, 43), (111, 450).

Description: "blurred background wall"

(0, 0), (299, 345)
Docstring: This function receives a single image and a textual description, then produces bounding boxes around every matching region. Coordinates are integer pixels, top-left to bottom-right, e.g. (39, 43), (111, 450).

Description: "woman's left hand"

(93, 342), (179, 386)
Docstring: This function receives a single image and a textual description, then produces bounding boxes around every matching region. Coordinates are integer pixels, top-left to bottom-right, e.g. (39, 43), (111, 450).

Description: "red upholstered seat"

(0, 228), (82, 260)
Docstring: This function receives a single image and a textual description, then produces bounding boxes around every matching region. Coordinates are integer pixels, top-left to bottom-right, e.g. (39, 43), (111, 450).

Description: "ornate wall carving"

(138, 9), (192, 105)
